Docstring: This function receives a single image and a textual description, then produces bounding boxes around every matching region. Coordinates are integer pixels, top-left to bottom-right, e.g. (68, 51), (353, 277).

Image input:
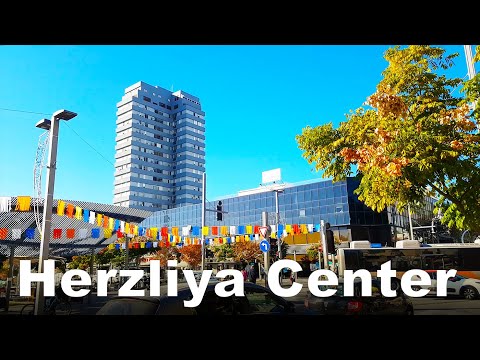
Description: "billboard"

(262, 168), (281, 184)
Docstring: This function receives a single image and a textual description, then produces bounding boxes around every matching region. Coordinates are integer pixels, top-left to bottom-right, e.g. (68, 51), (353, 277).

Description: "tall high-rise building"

(113, 81), (205, 211)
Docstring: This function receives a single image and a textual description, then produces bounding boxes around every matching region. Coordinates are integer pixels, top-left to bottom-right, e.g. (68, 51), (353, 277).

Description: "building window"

(174, 105), (178, 109)
(166, 105), (172, 110)
(143, 96), (151, 102)
(299, 209), (306, 217)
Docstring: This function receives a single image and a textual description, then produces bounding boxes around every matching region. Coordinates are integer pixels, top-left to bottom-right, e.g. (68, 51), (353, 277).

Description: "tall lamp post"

(273, 189), (284, 259)
(34, 109), (77, 315)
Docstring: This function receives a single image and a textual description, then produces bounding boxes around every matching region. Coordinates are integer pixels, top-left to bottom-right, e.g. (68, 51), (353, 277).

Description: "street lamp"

(273, 189), (284, 259)
(34, 109), (77, 315)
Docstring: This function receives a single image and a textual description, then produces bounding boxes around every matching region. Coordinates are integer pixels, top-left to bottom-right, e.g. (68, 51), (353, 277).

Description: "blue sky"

(0, 45), (472, 204)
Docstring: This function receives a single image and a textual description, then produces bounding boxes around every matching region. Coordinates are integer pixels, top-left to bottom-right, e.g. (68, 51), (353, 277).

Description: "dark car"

(97, 282), (296, 315)
(304, 278), (414, 315)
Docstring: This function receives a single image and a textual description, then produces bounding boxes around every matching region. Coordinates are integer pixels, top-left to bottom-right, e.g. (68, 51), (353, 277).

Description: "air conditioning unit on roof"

(349, 241), (371, 249)
(395, 240), (421, 248)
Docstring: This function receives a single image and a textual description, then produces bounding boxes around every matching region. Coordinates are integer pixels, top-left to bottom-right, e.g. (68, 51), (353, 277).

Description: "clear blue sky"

(0, 45), (472, 204)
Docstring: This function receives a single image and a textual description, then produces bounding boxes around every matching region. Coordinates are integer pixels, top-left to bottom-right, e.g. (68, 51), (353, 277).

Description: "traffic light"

(269, 237), (278, 258)
(216, 201), (223, 221)
(326, 229), (335, 254)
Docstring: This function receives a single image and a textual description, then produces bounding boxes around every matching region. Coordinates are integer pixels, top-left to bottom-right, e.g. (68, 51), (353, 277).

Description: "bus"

(337, 243), (480, 281)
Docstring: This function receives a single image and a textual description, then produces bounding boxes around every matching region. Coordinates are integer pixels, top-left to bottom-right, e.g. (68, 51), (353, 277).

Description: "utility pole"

(408, 203), (414, 241)
(88, 248), (95, 304)
(274, 190), (282, 260)
(201, 172), (206, 270)
(4, 246), (15, 311)
(320, 220), (329, 272)
(464, 45), (476, 80)
(262, 211), (269, 288)
(464, 45), (477, 112)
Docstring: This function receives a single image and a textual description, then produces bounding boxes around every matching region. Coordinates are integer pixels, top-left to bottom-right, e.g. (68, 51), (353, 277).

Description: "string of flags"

(0, 222), (322, 244)
(2, 197), (324, 249)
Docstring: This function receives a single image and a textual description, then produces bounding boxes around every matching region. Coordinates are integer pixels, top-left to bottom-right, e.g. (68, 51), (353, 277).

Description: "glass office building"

(139, 176), (435, 246)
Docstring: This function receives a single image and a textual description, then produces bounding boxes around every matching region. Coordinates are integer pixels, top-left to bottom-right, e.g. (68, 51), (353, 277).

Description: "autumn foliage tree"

(296, 45), (480, 232)
(178, 244), (202, 269)
(153, 245), (179, 268)
(232, 241), (263, 263)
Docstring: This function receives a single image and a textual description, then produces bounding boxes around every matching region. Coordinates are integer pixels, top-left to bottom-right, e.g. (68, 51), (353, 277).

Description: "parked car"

(412, 271), (480, 300)
(304, 278), (414, 315)
(97, 282), (296, 315)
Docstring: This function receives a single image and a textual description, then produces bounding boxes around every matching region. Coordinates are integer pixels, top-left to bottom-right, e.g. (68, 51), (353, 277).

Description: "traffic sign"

(260, 240), (270, 253)
(259, 226), (269, 238)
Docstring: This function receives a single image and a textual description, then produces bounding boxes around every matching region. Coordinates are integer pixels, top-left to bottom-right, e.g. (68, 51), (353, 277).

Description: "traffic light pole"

(201, 172), (229, 271)
(274, 190), (281, 260)
(262, 211), (269, 288)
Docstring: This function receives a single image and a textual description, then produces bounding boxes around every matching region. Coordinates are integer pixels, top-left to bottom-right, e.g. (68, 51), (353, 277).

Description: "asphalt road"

(410, 297), (480, 315)
(2, 277), (480, 315)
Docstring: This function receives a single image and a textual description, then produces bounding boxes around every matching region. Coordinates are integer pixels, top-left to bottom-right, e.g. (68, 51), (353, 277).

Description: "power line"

(0, 105), (114, 167)
(63, 122), (114, 167)
(0, 107), (50, 116)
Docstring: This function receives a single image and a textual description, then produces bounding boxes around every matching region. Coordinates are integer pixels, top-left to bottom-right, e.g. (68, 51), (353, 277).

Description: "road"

(2, 277), (480, 315)
(410, 297), (480, 315)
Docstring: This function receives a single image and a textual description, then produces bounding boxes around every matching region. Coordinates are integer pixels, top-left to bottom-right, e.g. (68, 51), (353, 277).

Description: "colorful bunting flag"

(83, 209), (90, 223)
(75, 206), (82, 220)
(57, 200), (65, 216)
(26, 228), (35, 239)
(12, 228), (21, 240)
(66, 204), (74, 218)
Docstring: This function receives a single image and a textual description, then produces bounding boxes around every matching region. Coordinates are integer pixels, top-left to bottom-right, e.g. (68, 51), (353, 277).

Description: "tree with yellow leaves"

(178, 244), (202, 269)
(296, 45), (480, 232)
(232, 241), (263, 263)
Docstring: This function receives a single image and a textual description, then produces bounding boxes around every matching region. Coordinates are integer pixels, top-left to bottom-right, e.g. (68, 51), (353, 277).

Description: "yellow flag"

(285, 224), (292, 234)
(57, 200), (65, 216)
(75, 206), (82, 220)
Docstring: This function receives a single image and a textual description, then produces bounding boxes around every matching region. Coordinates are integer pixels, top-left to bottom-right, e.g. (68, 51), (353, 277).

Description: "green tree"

(296, 45), (480, 232)
(305, 243), (321, 261)
(68, 255), (92, 270)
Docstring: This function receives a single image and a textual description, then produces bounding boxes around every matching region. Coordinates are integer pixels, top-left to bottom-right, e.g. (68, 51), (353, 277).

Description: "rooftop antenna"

(170, 84), (174, 92)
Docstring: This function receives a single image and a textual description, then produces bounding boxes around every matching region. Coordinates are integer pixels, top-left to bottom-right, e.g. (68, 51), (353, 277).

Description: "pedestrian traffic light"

(216, 201), (223, 221)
